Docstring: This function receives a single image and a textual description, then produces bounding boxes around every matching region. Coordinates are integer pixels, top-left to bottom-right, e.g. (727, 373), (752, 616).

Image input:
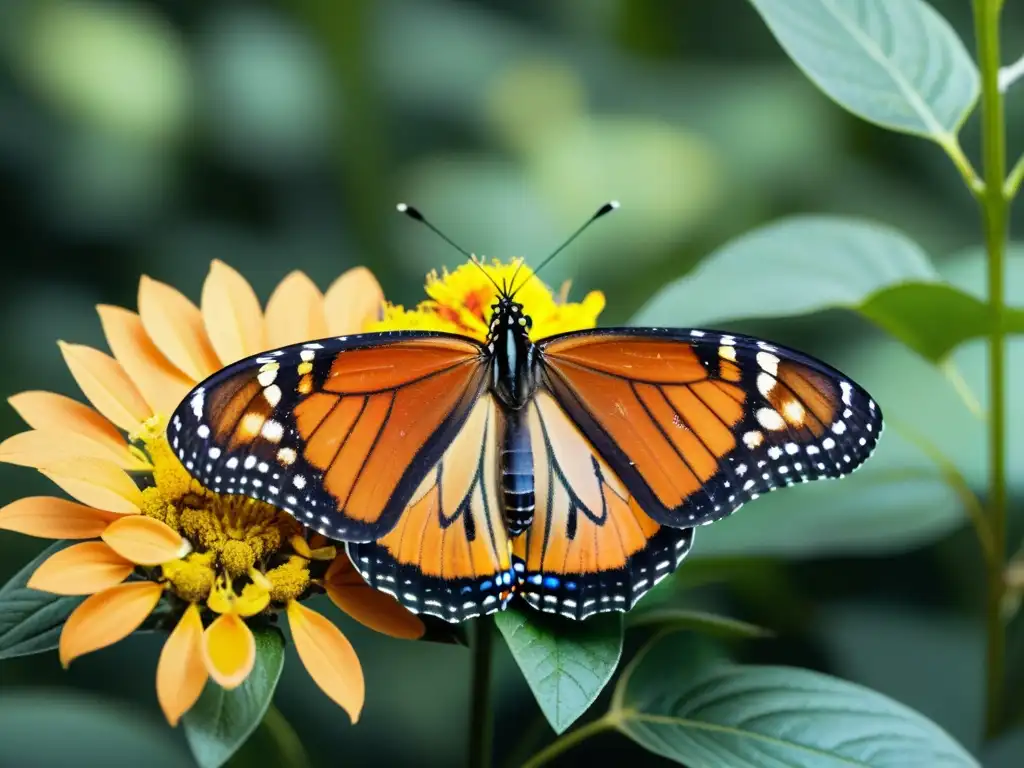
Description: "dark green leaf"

(495, 608), (622, 734)
(183, 626), (286, 768)
(860, 282), (1024, 362)
(0, 690), (191, 767)
(626, 608), (771, 639)
(0, 540), (83, 660)
(613, 632), (980, 767)
(747, 0), (978, 140)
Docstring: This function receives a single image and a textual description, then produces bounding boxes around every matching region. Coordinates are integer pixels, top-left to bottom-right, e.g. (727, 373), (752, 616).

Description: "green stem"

(469, 618), (495, 768)
(972, 0), (1010, 740)
(520, 717), (614, 768)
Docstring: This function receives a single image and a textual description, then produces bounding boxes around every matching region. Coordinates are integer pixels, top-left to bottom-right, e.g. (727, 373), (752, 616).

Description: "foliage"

(0, 0), (1022, 767)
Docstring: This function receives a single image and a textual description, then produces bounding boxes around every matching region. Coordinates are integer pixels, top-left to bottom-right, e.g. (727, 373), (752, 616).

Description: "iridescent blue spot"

(528, 574), (543, 585)
(460, 585), (472, 594)
(480, 580), (493, 591)
(543, 576), (560, 589)
(565, 581), (577, 591)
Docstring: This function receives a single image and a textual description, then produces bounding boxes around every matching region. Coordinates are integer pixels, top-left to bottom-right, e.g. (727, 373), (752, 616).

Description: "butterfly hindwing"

(347, 395), (516, 622)
(539, 328), (883, 530)
(512, 391), (695, 620)
(169, 332), (487, 542)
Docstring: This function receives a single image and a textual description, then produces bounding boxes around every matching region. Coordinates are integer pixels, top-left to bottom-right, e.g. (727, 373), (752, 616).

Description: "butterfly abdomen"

(500, 411), (534, 536)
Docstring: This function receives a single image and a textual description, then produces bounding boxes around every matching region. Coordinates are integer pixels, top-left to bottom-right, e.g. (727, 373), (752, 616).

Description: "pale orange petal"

(203, 612), (256, 689)
(139, 275), (222, 382)
(98, 305), (195, 417)
(29, 541), (135, 595)
(287, 600), (365, 722)
(0, 430), (148, 472)
(157, 604), (208, 726)
(40, 457), (142, 514)
(265, 271), (328, 349)
(8, 391), (147, 470)
(0, 496), (122, 539)
(323, 267), (384, 336)
(58, 342), (152, 432)
(324, 555), (425, 640)
(59, 581), (163, 667)
(102, 516), (186, 566)
(201, 260), (266, 366)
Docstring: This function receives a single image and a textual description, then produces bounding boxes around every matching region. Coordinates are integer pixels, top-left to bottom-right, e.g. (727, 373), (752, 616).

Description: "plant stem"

(469, 618), (495, 768)
(520, 717), (614, 768)
(972, 0), (1010, 740)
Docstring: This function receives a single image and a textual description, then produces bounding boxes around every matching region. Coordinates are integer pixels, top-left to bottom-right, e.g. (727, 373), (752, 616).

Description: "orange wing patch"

(170, 334), (486, 543)
(539, 329), (883, 532)
(346, 396), (517, 622)
(513, 392), (694, 620)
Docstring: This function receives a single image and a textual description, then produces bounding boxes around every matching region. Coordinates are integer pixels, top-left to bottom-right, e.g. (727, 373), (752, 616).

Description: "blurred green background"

(0, 1), (1023, 766)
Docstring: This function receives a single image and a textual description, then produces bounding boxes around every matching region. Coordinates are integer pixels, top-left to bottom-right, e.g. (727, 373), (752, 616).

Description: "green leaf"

(860, 282), (1024, 362)
(0, 540), (84, 660)
(692, 428), (965, 558)
(613, 632), (980, 767)
(747, 0), (979, 140)
(633, 215), (937, 328)
(0, 690), (191, 767)
(183, 626), (286, 768)
(626, 608), (771, 639)
(633, 215), (1021, 364)
(495, 608), (622, 734)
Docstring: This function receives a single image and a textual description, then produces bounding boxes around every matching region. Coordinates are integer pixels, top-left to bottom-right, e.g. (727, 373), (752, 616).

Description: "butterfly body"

(170, 291), (882, 623)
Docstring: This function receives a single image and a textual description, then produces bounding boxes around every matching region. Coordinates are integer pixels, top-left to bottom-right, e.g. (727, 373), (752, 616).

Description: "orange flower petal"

(265, 271), (328, 349)
(102, 516), (186, 566)
(324, 555), (425, 640)
(324, 267), (384, 336)
(201, 260), (266, 366)
(203, 612), (256, 689)
(40, 457), (142, 514)
(0, 430), (148, 472)
(139, 275), (222, 382)
(59, 581), (164, 667)
(287, 600), (365, 723)
(157, 604), (208, 726)
(58, 342), (152, 433)
(29, 541), (135, 595)
(8, 391), (147, 470)
(98, 305), (195, 417)
(0, 496), (122, 539)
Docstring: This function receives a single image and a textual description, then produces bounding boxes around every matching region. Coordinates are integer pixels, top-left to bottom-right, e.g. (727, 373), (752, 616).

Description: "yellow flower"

(0, 261), (424, 728)
(369, 258), (605, 341)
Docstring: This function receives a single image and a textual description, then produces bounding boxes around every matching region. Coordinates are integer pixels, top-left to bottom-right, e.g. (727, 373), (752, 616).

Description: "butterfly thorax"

(487, 297), (537, 410)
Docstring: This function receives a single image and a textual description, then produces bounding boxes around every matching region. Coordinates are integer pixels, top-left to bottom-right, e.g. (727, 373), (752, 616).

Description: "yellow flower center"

(367, 258), (605, 341)
(133, 415), (317, 612)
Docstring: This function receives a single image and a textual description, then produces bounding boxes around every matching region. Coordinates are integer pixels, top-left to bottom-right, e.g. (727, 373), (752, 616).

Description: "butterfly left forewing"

(538, 328), (883, 529)
(513, 391), (694, 620)
(347, 394), (516, 623)
(169, 332), (487, 542)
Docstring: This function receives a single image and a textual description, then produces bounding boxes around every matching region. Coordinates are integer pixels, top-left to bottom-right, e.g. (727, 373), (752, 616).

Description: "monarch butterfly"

(169, 203), (882, 623)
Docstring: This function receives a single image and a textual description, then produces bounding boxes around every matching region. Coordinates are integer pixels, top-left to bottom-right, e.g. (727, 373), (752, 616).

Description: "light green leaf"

(692, 429), (965, 558)
(0, 540), (84, 660)
(747, 0), (979, 140)
(613, 632), (980, 767)
(183, 626), (285, 768)
(633, 215), (937, 328)
(634, 216), (1022, 364)
(626, 608), (771, 639)
(495, 609), (622, 734)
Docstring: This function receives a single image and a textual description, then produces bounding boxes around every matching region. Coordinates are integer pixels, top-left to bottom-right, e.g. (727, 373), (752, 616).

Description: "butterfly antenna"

(509, 200), (619, 298)
(396, 203), (504, 295)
